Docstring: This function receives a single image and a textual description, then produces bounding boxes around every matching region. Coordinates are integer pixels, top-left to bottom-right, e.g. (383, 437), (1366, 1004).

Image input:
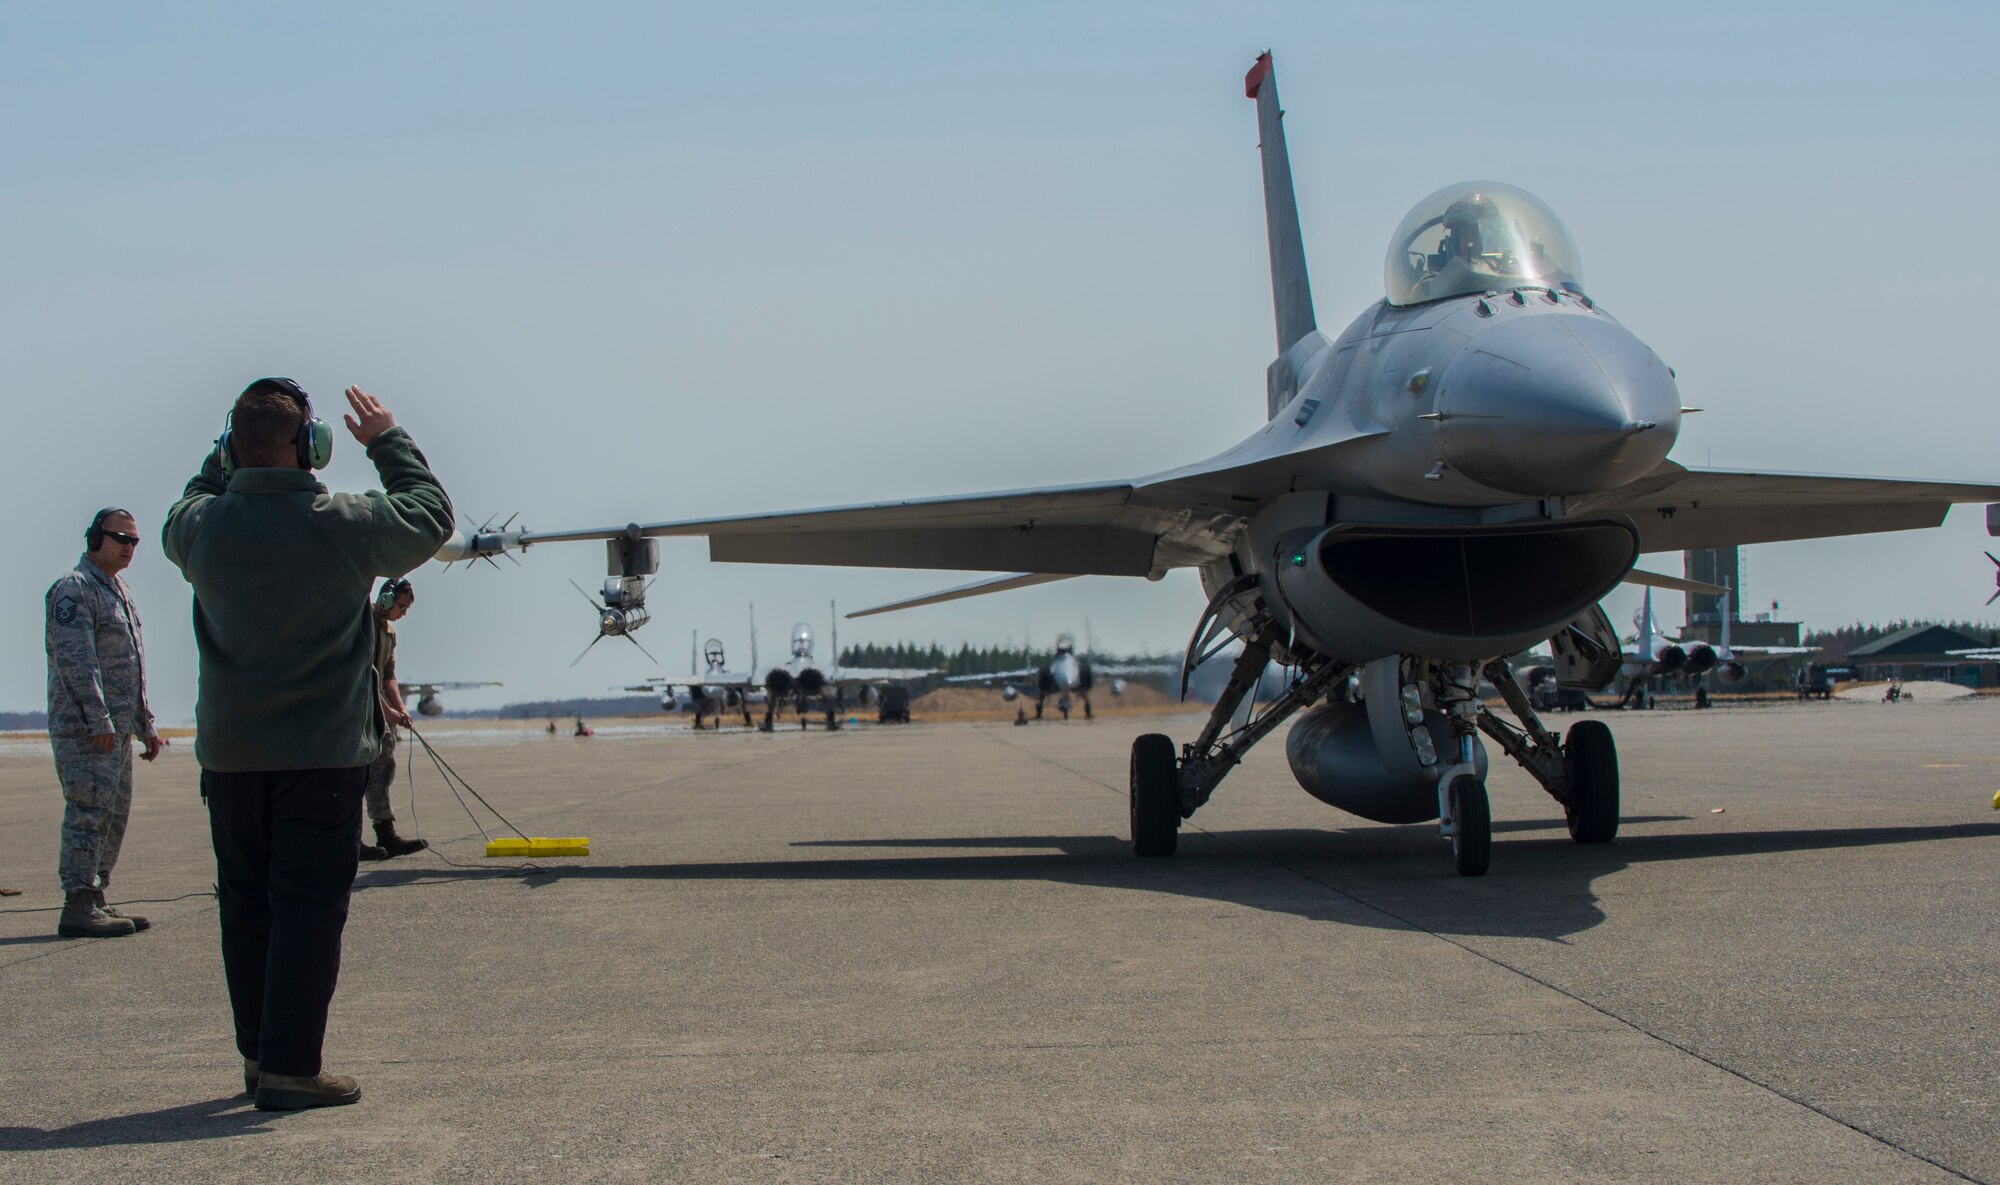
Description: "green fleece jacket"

(163, 427), (453, 772)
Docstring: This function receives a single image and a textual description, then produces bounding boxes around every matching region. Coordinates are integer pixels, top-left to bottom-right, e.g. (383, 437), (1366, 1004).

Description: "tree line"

(1802, 620), (2000, 660)
(837, 641), (1177, 677)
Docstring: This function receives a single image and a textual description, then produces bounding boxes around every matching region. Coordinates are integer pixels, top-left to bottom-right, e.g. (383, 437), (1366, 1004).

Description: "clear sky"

(6, 2), (1997, 721)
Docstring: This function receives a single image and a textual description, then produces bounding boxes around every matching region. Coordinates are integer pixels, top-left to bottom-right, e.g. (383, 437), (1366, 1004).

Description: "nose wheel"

(1444, 774), (1491, 877)
(1129, 733), (1181, 857)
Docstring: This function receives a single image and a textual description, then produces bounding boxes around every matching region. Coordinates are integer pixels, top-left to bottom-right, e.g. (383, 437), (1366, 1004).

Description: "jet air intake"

(1270, 519), (1639, 662)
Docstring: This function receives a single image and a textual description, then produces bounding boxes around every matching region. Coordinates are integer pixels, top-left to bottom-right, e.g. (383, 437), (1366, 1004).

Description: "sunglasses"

(102, 531), (140, 547)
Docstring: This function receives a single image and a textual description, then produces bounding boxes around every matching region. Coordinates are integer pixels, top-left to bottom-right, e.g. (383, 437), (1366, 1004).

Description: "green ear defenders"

(218, 377), (334, 477)
(85, 506), (131, 551)
(375, 577), (413, 612)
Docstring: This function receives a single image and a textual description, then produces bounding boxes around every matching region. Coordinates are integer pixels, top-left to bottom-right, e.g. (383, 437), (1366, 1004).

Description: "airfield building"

(1844, 624), (2000, 688)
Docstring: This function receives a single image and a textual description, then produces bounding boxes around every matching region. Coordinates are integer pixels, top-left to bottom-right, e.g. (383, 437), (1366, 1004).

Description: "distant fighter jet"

(397, 681), (503, 717)
(622, 633), (762, 728)
(1614, 587), (1816, 707)
(630, 606), (935, 730)
(940, 633), (1174, 721)
(440, 53), (2000, 875)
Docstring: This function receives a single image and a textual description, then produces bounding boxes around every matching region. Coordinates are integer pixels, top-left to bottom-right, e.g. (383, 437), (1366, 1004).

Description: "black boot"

(374, 820), (427, 858)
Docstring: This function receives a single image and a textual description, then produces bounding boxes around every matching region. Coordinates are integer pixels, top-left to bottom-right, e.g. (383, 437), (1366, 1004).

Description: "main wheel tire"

(1448, 775), (1491, 877)
(1565, 719), (1620, 844)
(1129, 733), (1180, 857)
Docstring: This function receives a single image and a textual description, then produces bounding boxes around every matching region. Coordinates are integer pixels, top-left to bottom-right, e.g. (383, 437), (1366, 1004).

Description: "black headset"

(85, 507), (131, 551)
(375, 577), (413, 613)
(218, 377), (334, 477)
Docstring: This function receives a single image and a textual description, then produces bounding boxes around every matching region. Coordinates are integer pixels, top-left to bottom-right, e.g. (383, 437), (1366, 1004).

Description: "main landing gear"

(1134, 588), (1621, 875)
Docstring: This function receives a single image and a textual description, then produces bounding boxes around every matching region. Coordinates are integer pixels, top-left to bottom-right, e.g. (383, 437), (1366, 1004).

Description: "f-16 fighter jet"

(440, 53), (2000, 875)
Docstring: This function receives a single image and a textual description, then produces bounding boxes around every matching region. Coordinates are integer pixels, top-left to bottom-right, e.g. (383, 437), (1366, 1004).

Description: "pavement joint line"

(977, 722), (1992, 1185)
(155, 1024), (1636, 1072)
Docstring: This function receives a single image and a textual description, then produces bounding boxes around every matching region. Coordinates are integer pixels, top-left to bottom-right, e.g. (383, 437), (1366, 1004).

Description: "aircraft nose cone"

(1436, 314), (1679, 497)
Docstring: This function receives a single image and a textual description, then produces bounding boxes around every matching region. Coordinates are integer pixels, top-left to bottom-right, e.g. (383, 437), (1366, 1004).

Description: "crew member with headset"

(164, 379), (452, 1111)
(359, 577), (425, 860)
(44, 506), (167, 938)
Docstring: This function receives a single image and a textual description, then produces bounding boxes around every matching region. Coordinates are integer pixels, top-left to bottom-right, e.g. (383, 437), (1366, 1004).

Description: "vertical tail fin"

(1639, 588), (1654, 659)
(1718, 586), (1733, 660)
(1245, 52), (1316, 356)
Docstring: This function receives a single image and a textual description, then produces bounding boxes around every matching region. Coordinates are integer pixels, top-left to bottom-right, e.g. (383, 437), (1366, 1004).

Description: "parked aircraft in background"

(398, 680), (503, 717)
(437, 53), (2000, 875)
(1616, 587), (1817, 707)
(941, 633), (1175, 721)
(627, 605), (935, 730)
(623, 632), (764, 728)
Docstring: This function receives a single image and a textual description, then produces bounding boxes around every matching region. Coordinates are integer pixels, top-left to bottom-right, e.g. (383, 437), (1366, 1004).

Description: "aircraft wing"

(945, 668), (1038, 686)
(488, 459), (1998, 578)
(398, 680), (502, 693)
(829, 668), (939, 684)
(635, 672), (761, 691)
(848, 573), (1081, 618)
(514, 478), (1248, 576)
(1094, 662), (1181, 677)
(1575, 463), (2000, 552)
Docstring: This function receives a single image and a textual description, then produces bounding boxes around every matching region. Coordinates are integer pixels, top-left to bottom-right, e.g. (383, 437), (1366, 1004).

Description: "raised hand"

(343, 386), (397, 446)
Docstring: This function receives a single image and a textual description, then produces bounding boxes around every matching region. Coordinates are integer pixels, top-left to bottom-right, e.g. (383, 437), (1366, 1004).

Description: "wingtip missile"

(434, 513), (531, 566)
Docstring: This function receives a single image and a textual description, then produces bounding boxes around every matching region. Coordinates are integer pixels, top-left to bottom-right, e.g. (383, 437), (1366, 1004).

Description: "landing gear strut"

(1477, 659), (1619, 844)
(1126, 619), (1347, 858)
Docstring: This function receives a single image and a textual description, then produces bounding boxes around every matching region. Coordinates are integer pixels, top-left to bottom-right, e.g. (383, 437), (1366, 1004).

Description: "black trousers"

(202, 766), (366, 1077)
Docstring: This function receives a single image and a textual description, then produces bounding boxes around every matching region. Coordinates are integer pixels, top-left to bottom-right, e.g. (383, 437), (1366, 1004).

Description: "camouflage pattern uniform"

(361, 614), (399, 824)
(46, 553), (156, 894)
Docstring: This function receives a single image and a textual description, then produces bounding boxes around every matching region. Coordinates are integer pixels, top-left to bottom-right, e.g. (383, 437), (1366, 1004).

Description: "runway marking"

(975, 722), (1991, 1185)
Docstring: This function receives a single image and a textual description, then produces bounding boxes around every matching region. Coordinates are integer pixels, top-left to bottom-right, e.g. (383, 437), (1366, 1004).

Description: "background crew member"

(165, 380), (451, 1111)
(45, 508), (165, 938)
(359, 578), (424, 860)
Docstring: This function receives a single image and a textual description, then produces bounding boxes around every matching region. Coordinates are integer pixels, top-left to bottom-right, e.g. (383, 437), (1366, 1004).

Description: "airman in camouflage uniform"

(359, 578), (425, 859)
(46, 508), (166, 938)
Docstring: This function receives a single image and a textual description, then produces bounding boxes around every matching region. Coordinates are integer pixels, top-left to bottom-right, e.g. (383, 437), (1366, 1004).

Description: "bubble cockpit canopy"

(1385, 181), (1585, 307)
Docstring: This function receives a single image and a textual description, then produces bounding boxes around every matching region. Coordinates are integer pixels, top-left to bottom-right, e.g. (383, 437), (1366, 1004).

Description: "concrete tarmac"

(2, 699), (1997, 1184)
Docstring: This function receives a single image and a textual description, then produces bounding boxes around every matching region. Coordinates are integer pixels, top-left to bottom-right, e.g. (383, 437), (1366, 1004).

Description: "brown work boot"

(357, 841), (389, 861)
(255, 1070), (361, 1111)
(373, 820), (427, 858)
(91, 887), (150, 932)
(58, 890), (134, 938)
(243, 1058), (260, 1097)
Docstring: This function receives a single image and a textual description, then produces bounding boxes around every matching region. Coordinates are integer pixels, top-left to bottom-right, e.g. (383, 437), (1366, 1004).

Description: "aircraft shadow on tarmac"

(0, 1096), (278, 1151)
(354, 817), (2000, 944)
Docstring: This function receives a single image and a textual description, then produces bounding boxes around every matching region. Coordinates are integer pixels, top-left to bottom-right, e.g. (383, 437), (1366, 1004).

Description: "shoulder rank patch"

(52, 594), (80, 626)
